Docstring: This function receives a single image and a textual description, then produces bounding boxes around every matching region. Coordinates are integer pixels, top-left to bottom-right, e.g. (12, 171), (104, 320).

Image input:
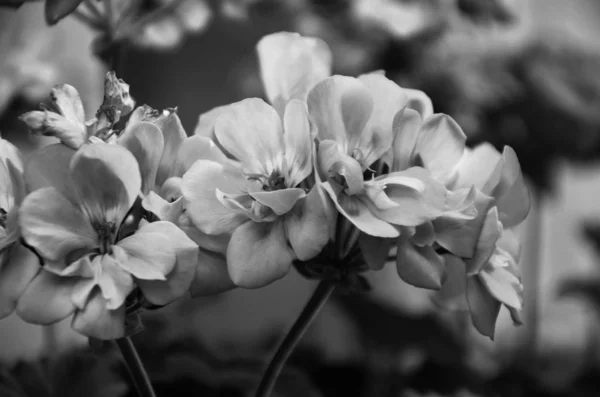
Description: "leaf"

(44, 0), (85, 25)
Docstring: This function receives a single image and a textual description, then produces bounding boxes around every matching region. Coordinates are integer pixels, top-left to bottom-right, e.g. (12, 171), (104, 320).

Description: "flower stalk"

(254, 280), (336, 397)
(115, 337), (156, 397)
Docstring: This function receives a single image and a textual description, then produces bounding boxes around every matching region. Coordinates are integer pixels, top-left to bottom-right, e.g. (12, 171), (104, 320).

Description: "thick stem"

(254, 281), (335, 397)
(115, 337), (156, 397)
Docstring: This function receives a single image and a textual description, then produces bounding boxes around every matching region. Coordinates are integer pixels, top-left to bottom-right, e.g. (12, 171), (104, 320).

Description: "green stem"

(115, 337), (156, 397)
(254, 281), (335, 397)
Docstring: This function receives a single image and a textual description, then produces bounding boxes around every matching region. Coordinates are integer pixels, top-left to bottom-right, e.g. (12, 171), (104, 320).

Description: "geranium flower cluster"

(0, 31), (529, 341)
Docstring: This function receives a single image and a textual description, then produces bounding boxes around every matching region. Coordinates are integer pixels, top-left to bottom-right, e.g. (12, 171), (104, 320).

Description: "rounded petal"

(172, 135), (230, 177)
(24, 143), (76, 201)
(118, 121), (164, 194)
(227, 220), (294, 288)
(142, 191), (184, 223)
(0, 138), (25, 207)
(405, 88), (434, 119)
(94, 254), (135, 310)
(414, 114), (466, 183)
(214, 98), (284, 174)
(283, 100), (313, 186)
(493, 146), (530, 228)
(0, 243), (40, 318)
(396, 236), (446, 290)
(19, 187), (98, 263)
(114, 231), (176, 281)
(257, 31), (332, 113)
(130, 221), (199, 306)
(155, 111), (188, 187)
(466, 276), (501, 340)
(71, 289), (126, 340)
(194, 104), (231, 139)
(51, 84), (85, 129)
(453, 143), (503, 195)
(182, 160), (248, 235)
(318, 140), (364, 195)
(70, 143), (141, 227)
(391, 108), (422, 172)
(308, 75), (374, 150)
(464, 207), (502, 275)
(359, 233), (393, 270)
(284, 186), (330, 261)
(190, 249), (235, 297)
(434, 254), (469, 310)
(250, 188), (306, 216)
(358, 73), (407, 166)
(17, 270), (76, 325)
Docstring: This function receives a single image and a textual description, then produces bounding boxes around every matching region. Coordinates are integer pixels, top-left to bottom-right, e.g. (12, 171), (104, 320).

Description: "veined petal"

(318, 140), (364, 195)
(118, 121), (164, 194)
(214, 98), (284, 175)
(358, 73), (407, 166)
(257, 32), (332, 114)
(190, 249), (235, 297)
(250, 188), (306, 216)
(283, 100), (313, 186)
(391, 108), (422, 172)
(493, 146), (530, 228)
(284, 186), (330, 261)
(396, 235), (446, 290)
(322, 182), (399, 238)
(414, 114), (466, 184)
(182, 160), (249, 235)
(17, 270), (76, 325)
(131, 221), (199, 306)
(94, 254), (135, 311)
(51, 84), (85, 129)
(171, 135), (231, 178)
(227, 220), (295, 288)
(155, 111), (188, 187)
(464, 207), (503, 275)
(69, 143), (141, 227)
(23, 144), (76, 202)
(453, 143), (503, 194)
(466, 276), (501, 340)
(308, 75), (373, 151)
(0, 243), (40, 319)
(71, 289), (126, 340)
(405, 88), (434, 119)
(19, 187), (98, 263)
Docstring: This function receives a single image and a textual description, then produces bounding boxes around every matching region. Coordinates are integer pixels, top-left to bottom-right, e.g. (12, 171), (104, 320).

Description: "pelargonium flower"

(391, 107), (530, 338)
(308, 74), (455, 242)
(20, 72), (134, 149)
(182, 97), (329, 288)
(118, 105), (234, 296)
(17, 143), (198, 339)
(0, 138), (40, 318)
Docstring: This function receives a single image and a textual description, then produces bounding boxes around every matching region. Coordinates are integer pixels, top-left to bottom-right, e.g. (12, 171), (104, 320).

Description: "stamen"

(94, 221), (117, 253)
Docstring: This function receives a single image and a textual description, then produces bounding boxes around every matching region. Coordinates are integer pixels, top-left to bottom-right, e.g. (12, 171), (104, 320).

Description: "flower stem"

(254, 280), (335, 397)
(115, 337), (156, 397)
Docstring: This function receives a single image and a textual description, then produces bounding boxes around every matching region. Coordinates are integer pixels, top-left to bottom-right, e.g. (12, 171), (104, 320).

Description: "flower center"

(0, 208), (6, 229)
(94, 221), (117, 254)
(247, 170), (287, 191)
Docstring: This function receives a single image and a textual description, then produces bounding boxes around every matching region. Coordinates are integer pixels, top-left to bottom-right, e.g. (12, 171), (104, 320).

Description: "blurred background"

(2, 0), (600, 396)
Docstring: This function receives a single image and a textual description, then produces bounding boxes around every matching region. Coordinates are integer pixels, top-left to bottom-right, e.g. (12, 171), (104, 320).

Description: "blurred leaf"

(44, 0), (84, 25)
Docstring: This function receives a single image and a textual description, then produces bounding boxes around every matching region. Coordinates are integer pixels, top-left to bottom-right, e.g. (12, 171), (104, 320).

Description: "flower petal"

(23, 143), (76, 201)
(308, 76), (373, 151)
(257, 31), (332, 114)
(453, 143), (503, 194)
(214, 98), (284, 175)
(284, 186), (330, 261)
(182, 160), (249, 235)
(405, 88), (434, 119)
(396, 235), (446, 290)
(391, 108), (422, 172)
(132, 221), (199, 306)
(464, 207), (502, 275)
(155, 111), (188, 187)
(359, 233), (393, 270)
(283, 100), (313, 186)
(318, 140), (364, 195)
(434, 254), (469, 310)
(0, 243), (40, 318)
(493, 146), (530, 228)
(171, 135), (231, 178)
(250, 188), (306, 216)
(190, 249), (235, 297)
(17, 269), (76, 325)
(227, 220), (294, 288)
(358, 73), (407, 166)
(51, 84), (85, 129)
(19, 187), (98, 263)
(141, 191), (184, 223)
(71, 289), (126, 340)
(20, 110), (85, 149)
(194, 104), (230, 139)
(322, 182), (399, 238)
(118, 121), (164, 194)
(466, 276), (501, 340)
(177, 211), (230, 254)
(480, 249), (523, 310)
(69, 143), (141, 227)
(414, 114), (466, 183)
(94, 254), (135, 310)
